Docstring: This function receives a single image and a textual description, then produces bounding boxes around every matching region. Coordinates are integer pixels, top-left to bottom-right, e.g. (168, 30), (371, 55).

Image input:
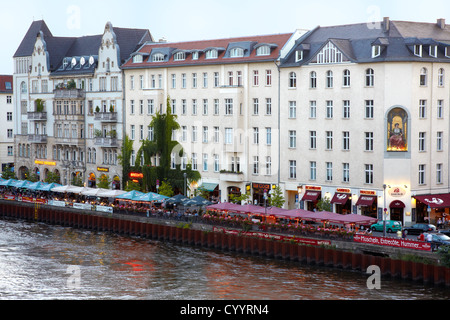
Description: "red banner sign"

(213, 227), (331, 246)
(353, 234), (431, 251)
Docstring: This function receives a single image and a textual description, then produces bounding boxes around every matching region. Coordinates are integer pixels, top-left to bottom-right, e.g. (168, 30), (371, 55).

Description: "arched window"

(173, 52), (186, 61)
(289, 72), (297, 88)
(230, 48), (244, 58)
(205, 49), (218, 59)
(365, 68), (374, 87)
(152, 53), (165, 62)
(420, 68), (428, 86)
(20, 81), (27, 94)
(256, 45), (270, 56)
(310, 71), (317, 88)
(343, 69), (351, 87)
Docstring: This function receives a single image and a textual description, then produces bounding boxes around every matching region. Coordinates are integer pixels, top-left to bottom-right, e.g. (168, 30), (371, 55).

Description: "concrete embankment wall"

(1, 200), (450, 287)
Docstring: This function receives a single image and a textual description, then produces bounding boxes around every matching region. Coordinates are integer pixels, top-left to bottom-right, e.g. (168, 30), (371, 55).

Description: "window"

(181, 73), (186, 88)
(202, 99), (208, 115)
(266, 98), (272, 115)
(203, 154), (208, 172)
(419, 100), (427, 118)
(133, 55), (143, 63)
(438, 68), (445, 87)
(214, 99), (219, 115)
(365, 132), (374, 151)
(147, 99), (155, 115)
(343, 100), (350, 119)
(192, 153), (198, 170)
(206, 49), (218, 59)
(326, 131), (333, 150)
(326, 162), (333, 181)
(365, 164), (374, 184)
(7, 112), (12, 121)
(253, 156), (259, 175)
(365, 68), (374, 87)
(313, 42), (344, 64)
(130, 100), (135, 114)
(253, 70), (259, 86)
(365, 100), (374, 119)
(266, 157), (272, 176)
(192, 126), (198, 142)
(182, 126), (187, 142)
(203, 73), (208, 88)
(192, 99), (197, 115)
(230, 48), (244, 57)
(437, 132), (443, 151)
(7, 146), (13, 156)
(7, 129), (13, 139)
(228, 72), (233, 86)
(437, 100), (444, 119)
(310, 101), (317, 118)
(289, 130), (297, 148)
(174, 52), (185, 61)
(326, 71), (333, 88)
(343, 69), (351, 87)
(225, 99), (233, 115)
(253, 127), (259, 144)
(419, 164), (426, 185)
(437, 163), (443, 184)
(420, 68), (428, 86)
(182, 99), (187, 115)
(430, 46), (438, 58)
(171, 74), (176, 89)
(214, 72), (220, 87)
(130, 125), (135, 140)
(214, 127), (219, 143)
(225, 128), (233, 144)
(310, 162), (317, 180)
(326, 101), (333, 119)
(419, 132), (426, 152)
(152, 53), (165, 62)
(372, 45), (381, 58)
(343, 163), (350, 183)
(310, 131), (317, 149)
(256, 46), (270, 56)
(214, 155), (220, 172)
(289, 160), (297, 179)
(414, 45), (422, 57)
(342, 131), (350, 150)
(289, 101), (297, 119)
(202, 127), (208, 143)
(266, 70), (272, 86)
(266, 128), (272, 145)
(289, 72), (297, 88)
(310, 71), (317, 88)
(192, 73), (197, 88)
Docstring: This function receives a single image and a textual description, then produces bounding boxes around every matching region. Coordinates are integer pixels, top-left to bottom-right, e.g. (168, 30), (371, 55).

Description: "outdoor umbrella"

(24, 181), (46, 191)
(97, 189), (127, 198)
(184, 196), (212, 207)
(81, 188), (110, 197)
(38, 183), (62, 192)
(13, 180), (32, 189)
(115, 190), (145, 201)
(135, 192), (168, 202)
(165, 194), (189, 205)
(0, 179), (18, 187)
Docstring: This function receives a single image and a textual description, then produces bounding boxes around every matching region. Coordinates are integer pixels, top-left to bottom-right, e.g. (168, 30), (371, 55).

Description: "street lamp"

(383, 184), (387, 237)
(184, 173), (187, 196)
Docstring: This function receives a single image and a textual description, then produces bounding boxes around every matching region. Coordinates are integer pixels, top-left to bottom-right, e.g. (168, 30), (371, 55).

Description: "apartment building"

(13, 20), (152, 188)
(121, 31), (304, 203)
(280, 18), (450, 225)
(0, 75), (14, 174)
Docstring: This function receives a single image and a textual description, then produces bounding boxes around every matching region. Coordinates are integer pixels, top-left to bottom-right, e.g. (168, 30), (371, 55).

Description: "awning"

(301, 191), (320, 202)
(356, 195), (376, 207)
(414, 194), (450, 209)
(390, 200), (405, 208)
(331, 193), (350, 205)
(200, 183), (219, 192)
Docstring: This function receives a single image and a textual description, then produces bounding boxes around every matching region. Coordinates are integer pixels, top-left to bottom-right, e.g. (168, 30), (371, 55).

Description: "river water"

(0, 218), (449, 301)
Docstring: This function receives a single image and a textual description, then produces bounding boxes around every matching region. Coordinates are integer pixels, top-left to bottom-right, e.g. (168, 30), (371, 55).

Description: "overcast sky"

(1, 0), (449, 74)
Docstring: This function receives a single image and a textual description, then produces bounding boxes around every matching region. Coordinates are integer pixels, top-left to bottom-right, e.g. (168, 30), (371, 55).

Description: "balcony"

(27, 112), (47, 121)
(220, 171), (244, 183)
(94, 112), (118, 122)
(28, 134), (48, 143)
(54, 89), (85, 99)
(94, 137), (118, 147)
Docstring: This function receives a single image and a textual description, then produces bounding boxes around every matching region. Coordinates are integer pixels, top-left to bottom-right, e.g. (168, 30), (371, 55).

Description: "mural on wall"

(387, 107), (408, 152)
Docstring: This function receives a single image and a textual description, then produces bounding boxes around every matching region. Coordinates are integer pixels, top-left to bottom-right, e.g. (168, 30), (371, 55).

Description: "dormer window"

(205, 49), (218, 59)
(174, 52), (186, 61)
(414, 45), (422, 57)
(429, 45), (437, 58)
(372, 45), (381, 58)
(230, 48), (244, 58)
(133, 55), (143, 63)
(192, 51), (199, 60)
(446, 47), (450, 58)
(256, 45), (270, 56)
(152, 53), (165, 62)
(295, 50), (303, 62)
(63, 58), (69, 69)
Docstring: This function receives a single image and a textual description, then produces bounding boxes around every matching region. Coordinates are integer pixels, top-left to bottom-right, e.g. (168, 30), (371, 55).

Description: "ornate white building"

(13, 20), (152, 188)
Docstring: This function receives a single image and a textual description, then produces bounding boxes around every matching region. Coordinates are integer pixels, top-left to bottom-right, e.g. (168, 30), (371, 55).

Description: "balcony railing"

(94, 137), (118, 147)
(28, 134), (48, 143)
(27, 112), (47, 121)
(94, 112), (118, 122)
(54, 89), (85, 99)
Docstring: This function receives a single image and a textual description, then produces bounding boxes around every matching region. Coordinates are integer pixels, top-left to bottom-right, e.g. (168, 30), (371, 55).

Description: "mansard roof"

(14, 20), (153, 73)
(122, 33), (293, 69)
(282, 19), (450, 67)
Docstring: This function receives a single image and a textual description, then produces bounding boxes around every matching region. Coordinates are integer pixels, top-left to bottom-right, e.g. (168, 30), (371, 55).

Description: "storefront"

(356, 190), (378, 218)
(252, 183), (273, 206)
(331, 188), (352, 214)
(390, 200), (405, 224)
(414, 194), (450, 225)
(301, 186), (321, 212)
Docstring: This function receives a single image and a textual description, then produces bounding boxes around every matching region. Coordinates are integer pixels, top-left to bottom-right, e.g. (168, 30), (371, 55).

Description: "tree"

(118, 134), (133, 188)
(268, 185), (285, 208)
(158, 180), (174, 198)
(136, 96), (201, 194)
(45, 172), (61, 184)
(316, 197), (332, 212)
(97, 174), (111, 189)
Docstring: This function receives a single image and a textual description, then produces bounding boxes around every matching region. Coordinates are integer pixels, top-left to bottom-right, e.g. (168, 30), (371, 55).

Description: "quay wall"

(1, 200), (450, 288)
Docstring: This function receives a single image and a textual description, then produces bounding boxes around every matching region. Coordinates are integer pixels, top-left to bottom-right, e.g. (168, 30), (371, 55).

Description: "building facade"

(13, 20), (152, 188)
(0, 75), (14, 174)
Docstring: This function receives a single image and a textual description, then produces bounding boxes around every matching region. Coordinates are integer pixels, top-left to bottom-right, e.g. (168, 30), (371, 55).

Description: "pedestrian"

(402, 229), (406, 239)
(437, 217), (443, 229)
(418, 232), (425, 242)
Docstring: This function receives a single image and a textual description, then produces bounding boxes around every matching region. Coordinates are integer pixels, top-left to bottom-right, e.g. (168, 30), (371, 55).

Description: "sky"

(0, 0), (449, 74)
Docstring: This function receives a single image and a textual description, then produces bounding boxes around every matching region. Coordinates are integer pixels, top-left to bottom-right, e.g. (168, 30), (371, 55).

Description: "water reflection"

(0, 219), (448, 300)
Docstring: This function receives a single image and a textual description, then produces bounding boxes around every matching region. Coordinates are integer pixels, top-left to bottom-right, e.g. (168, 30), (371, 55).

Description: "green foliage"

(437, 245), (450, 267)
(67, 79), (76, 89)
(316, 197), (332, 212)
(125, 180), (142, 192)
(27, 173), (40, 183)
(44, 172), (61, 184)
(158, 180), (174, 197)
(230, 192), (250, 204)
(268, 185), (285, 208)
(35, 99), (45, 112)
(2, 168), (17, 180)
(97, 174), (111, 189)
(118, 134), (133, 188)
(72, 175), (84, 187)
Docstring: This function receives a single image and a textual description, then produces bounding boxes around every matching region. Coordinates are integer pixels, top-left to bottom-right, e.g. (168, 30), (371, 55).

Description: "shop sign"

(336, 188), (351, 194)
(389, 186), (407, 197)
(252, 183), (271, 191)
(360, 190), (377, 196)
(129, 172), (144, 179)
(97, 167), (109, 172)
(305, 186), (322, 191)
(35, 160), (56, 166)
(353, 234), (431, 251)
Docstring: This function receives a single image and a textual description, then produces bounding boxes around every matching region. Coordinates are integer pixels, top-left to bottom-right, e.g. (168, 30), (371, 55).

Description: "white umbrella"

(97, 189), (127, 198)
(81, 188), (109, 196)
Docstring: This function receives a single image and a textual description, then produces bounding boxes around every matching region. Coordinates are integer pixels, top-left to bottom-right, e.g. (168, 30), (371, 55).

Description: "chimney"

(437, 18), (446, 30)
(383, 17), (390, 33)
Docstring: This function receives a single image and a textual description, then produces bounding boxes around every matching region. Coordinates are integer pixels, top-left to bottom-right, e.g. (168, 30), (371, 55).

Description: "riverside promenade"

(0, 199), (449, 287)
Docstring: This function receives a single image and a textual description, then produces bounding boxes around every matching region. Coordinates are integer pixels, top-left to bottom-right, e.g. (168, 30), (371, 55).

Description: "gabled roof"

(282, 19), (450, 67)
(122, 33), (293, 69)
